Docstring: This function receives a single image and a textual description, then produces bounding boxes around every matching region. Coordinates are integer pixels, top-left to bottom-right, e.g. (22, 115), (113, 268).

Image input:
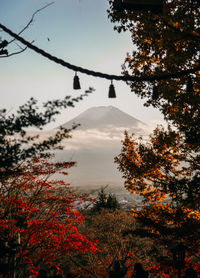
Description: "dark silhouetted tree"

(0, 89), (94, 178)
(92, 187), (121, 212)
(107, 1), (200, 272)
(108, 0), (200, 142)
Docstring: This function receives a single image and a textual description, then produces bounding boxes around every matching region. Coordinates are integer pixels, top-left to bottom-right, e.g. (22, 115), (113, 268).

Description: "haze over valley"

(52, 106), (149, 205)
(55, 106), (147, 185)
(29, 106), (151, 205)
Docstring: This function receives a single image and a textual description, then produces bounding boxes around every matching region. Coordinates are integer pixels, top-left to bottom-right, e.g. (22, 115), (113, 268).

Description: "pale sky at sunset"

(0, 0), (164, 129)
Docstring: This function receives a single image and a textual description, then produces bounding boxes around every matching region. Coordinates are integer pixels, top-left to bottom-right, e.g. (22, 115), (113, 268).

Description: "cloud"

(61, 128), (124, 150)
(25, 121), (153, 151)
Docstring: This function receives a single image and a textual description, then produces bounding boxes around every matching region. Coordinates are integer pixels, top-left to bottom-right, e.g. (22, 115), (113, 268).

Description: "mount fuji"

(54, 106), (148, 188)
(60, 105), (146, 131)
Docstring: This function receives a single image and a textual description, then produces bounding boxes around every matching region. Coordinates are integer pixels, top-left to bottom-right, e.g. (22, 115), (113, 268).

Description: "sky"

(0, 0), (164, 129)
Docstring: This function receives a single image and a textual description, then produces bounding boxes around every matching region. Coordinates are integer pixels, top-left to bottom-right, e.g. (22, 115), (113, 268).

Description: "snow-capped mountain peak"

(60, 105), (146, 130)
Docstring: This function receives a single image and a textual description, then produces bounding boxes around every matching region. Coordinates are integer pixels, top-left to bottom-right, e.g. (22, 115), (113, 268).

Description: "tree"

(0, 90), (94, 178)
(0, 4), (97, 275)
(0, 5), (98, 276)
(91, 187), (121, 212)
(107, 2), (200, 262)
(0, 83), (94, 277)
(116, 127), (200, 209)
(108, 0), (200, 142)
(0, 4), (94, 175)
(64, 209), (138, 278)
(109, 1), (200, 272)
(115, 128), (200, 274)
(0, 157), (97, 277)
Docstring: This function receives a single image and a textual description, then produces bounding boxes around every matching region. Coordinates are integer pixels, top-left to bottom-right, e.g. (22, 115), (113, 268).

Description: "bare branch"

(0, 40), (34, 58)
(0, 47), (27, 58)
(163, 19), (200, 41)
(0, 3), (53, 58)
(8, 2), (54, 45)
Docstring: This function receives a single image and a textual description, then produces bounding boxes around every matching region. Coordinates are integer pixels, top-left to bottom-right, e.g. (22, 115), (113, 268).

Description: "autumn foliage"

(115, 126), (200, 275)
(0, 90), (96, 277)
(107, 1), (200, 274)
(0, 1), (200, 276)
(108, 0), (200, 143)
(0, 157), (97, 277)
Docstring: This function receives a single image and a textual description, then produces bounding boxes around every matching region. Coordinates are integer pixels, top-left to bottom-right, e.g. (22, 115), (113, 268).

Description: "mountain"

(54, 106), (148, 189)
(60, 105), (147, 131)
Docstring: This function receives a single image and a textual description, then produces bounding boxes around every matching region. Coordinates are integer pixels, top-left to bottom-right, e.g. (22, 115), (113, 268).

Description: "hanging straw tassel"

(73, 72), (81, 90)
(186, 76), (193, 93)
(108, 81), (116, 98)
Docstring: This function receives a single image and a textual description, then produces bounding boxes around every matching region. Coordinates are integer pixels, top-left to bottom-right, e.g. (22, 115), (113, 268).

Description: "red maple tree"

(0, 157), (97, 277)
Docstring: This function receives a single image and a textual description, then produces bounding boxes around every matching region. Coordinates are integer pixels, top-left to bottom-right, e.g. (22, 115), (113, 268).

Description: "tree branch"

(0, 45), (28, 58)
(8, 2), (54, 45)
(2, 40), (34, 58)
(0, 3), (53, 58)
(163, 19), (200, 41)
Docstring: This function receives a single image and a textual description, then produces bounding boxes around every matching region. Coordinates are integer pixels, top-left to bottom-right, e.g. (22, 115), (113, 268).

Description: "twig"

(0, 3), (53, 58)
(0, 46), (26, 58)
(0, 40), (34, 58)
(8, 2), (54, 45)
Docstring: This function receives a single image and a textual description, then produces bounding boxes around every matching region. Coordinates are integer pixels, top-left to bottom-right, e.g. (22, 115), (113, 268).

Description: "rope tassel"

(108, 81), (116, 98)
(73, 72), (81, 90)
